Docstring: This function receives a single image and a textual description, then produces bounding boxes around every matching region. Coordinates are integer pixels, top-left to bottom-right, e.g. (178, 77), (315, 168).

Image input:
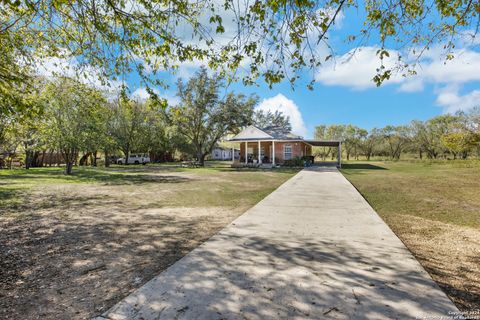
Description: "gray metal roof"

(229, 125), (303, 141)
(229, 126), (342, 147)
(304, 140), (342, 147)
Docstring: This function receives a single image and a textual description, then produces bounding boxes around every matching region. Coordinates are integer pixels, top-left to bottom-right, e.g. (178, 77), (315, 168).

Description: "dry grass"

(341, 160), (480, 312)
(0, 162), (298, 320)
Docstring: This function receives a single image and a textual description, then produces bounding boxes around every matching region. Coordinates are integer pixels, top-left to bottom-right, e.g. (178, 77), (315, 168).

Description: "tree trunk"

(197, 151), (206, 166)
(104, 150), (110, 167)
(65, 161), (74, 175)
(39, 150), (46, 167)
(25, 150), (31, 169)
(62, 148), (77, 175)
(92, 150), (97, 167)
(124, 149), (129, 165)
(79, 152), (92, 166)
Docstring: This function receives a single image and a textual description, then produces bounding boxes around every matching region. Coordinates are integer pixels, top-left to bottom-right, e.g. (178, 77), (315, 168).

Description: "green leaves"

(1, 0), (479, 93)
(170, 68), (256, 163)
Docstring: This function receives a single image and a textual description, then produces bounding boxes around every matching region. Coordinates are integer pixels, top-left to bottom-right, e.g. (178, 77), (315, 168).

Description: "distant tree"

(42, 78), (107, 174)
(170, 68), (256, 166)
(313, 125), (330, 160)
(109, 98), (149, 165)
(357, 128), (381, 160)
(381, 125), (412, 160)
(138, 99), (176, 160)
(343, 125), (365, 161)
(326, 125), (347, 160)
(441, 132), (479, 159)
(252, 110), (291, 134)
(18, 114), (45, 169)
(0, 115), (22, 169)
(354, 128), (368, 160)
(411, 118), (454, 159)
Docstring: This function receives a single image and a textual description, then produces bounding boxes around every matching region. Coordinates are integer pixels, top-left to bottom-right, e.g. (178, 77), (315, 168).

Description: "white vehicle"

(117, 153), (150, 165)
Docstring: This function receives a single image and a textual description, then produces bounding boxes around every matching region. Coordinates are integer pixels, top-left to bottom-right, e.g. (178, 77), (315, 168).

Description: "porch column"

(231, 147), (234, 162)
(245, 142), (248, 164)
(272, 141), (275, 166)
(337, 142), (342, 168)
(258, 140), (262, 164)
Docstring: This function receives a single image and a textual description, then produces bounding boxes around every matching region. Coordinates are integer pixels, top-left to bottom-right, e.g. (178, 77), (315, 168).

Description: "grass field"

(341, 160), (480, 312)
(0, 162), (298, 320)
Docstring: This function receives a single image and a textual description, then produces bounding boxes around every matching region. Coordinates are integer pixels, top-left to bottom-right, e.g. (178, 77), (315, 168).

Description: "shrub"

(283, 157), (304, 167)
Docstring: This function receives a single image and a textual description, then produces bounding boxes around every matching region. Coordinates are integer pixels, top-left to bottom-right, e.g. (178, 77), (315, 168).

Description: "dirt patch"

(0, 194), (246, 319)
(384, 214), (480, 311)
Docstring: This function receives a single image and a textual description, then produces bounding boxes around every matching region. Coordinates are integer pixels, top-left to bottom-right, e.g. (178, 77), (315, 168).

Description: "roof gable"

(231, 125), (273, 140)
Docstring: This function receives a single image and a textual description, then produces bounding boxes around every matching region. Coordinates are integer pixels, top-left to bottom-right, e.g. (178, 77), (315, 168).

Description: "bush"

(283, 157), (304, 167)
(283, 156), (315, 167)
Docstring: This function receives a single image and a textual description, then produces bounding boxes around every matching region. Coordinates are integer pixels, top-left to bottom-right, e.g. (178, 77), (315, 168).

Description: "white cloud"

(256, 94), (307, 137)
(318, 7), (345, 30)
(315, 45), (480, 113)
(131, 87), (180, 106)
(160, 3), (343, 82)
(435, 86), (480, 113)
(398, 78), (424, 92)
(315, 46), (405, 90)
(420, 48), (480, 84)
(131, 87), (155, 101)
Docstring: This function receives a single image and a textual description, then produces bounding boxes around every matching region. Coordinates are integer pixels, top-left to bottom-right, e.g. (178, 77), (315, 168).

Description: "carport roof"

(229, 126), (342, 146)
(304, 140), (342, 147)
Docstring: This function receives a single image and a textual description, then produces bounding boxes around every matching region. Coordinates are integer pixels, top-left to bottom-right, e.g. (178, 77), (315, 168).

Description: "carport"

(304, 140), (342, 168)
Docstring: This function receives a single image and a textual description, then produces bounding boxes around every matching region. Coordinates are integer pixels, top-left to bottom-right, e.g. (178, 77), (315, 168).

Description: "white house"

(211, 147), (240, 161)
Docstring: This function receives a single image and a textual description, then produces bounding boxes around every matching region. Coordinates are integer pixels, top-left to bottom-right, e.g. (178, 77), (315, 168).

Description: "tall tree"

(42, 78), (107, 174)
(170, 68), (256, 165)
(441, 132), (479, 159)
(381, 125), (412, 160)
(252, 110), (291, 134)
(109, 98), (149, 165)
(360, 128), (382, 160)
(343, 125), (364, 161)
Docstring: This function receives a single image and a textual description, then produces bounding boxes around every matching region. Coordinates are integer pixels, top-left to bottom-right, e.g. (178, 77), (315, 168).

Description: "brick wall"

(239, 141), (311, 164)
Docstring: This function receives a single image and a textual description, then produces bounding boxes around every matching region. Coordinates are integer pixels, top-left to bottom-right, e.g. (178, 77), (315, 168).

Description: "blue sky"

(39, 5), (480, 139)
(126, 5), (480, 138)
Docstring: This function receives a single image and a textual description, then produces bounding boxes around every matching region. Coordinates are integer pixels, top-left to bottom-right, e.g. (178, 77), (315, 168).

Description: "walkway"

(96, 167), (459, 320)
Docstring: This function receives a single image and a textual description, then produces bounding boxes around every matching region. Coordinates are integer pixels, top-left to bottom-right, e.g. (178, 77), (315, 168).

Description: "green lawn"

(0, 161), (298, 217)
(0, 162), (299, 319)
(341, 160), (480, 311)
(341, 160), (480, 228)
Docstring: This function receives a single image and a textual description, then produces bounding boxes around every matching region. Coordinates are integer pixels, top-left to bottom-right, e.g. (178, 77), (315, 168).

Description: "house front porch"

(228, 125), (342, 167)
(233, 140), (312, 166)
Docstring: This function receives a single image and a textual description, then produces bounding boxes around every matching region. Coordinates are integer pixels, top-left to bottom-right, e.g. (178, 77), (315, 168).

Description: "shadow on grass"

(0, 209), (230, 320)
(213, 167), (300, 174)
(0, 187), (26, 209)
(0, 167), (190, 185)
(341, 163), (388, 170)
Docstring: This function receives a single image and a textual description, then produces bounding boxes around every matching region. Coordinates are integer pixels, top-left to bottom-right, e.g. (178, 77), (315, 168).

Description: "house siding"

(239, 141), (311, 163)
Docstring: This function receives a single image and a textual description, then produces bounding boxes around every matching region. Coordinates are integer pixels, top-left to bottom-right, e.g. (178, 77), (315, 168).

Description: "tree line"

(0, 68), (289, 174)
(314, 112), (480, 161)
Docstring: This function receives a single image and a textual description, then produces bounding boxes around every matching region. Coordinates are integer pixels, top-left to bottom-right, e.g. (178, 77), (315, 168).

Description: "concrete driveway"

(96, 167), (459, 320)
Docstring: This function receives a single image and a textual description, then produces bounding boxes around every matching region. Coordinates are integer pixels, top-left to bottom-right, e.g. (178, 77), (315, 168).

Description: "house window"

(284, 144), (292, 160)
